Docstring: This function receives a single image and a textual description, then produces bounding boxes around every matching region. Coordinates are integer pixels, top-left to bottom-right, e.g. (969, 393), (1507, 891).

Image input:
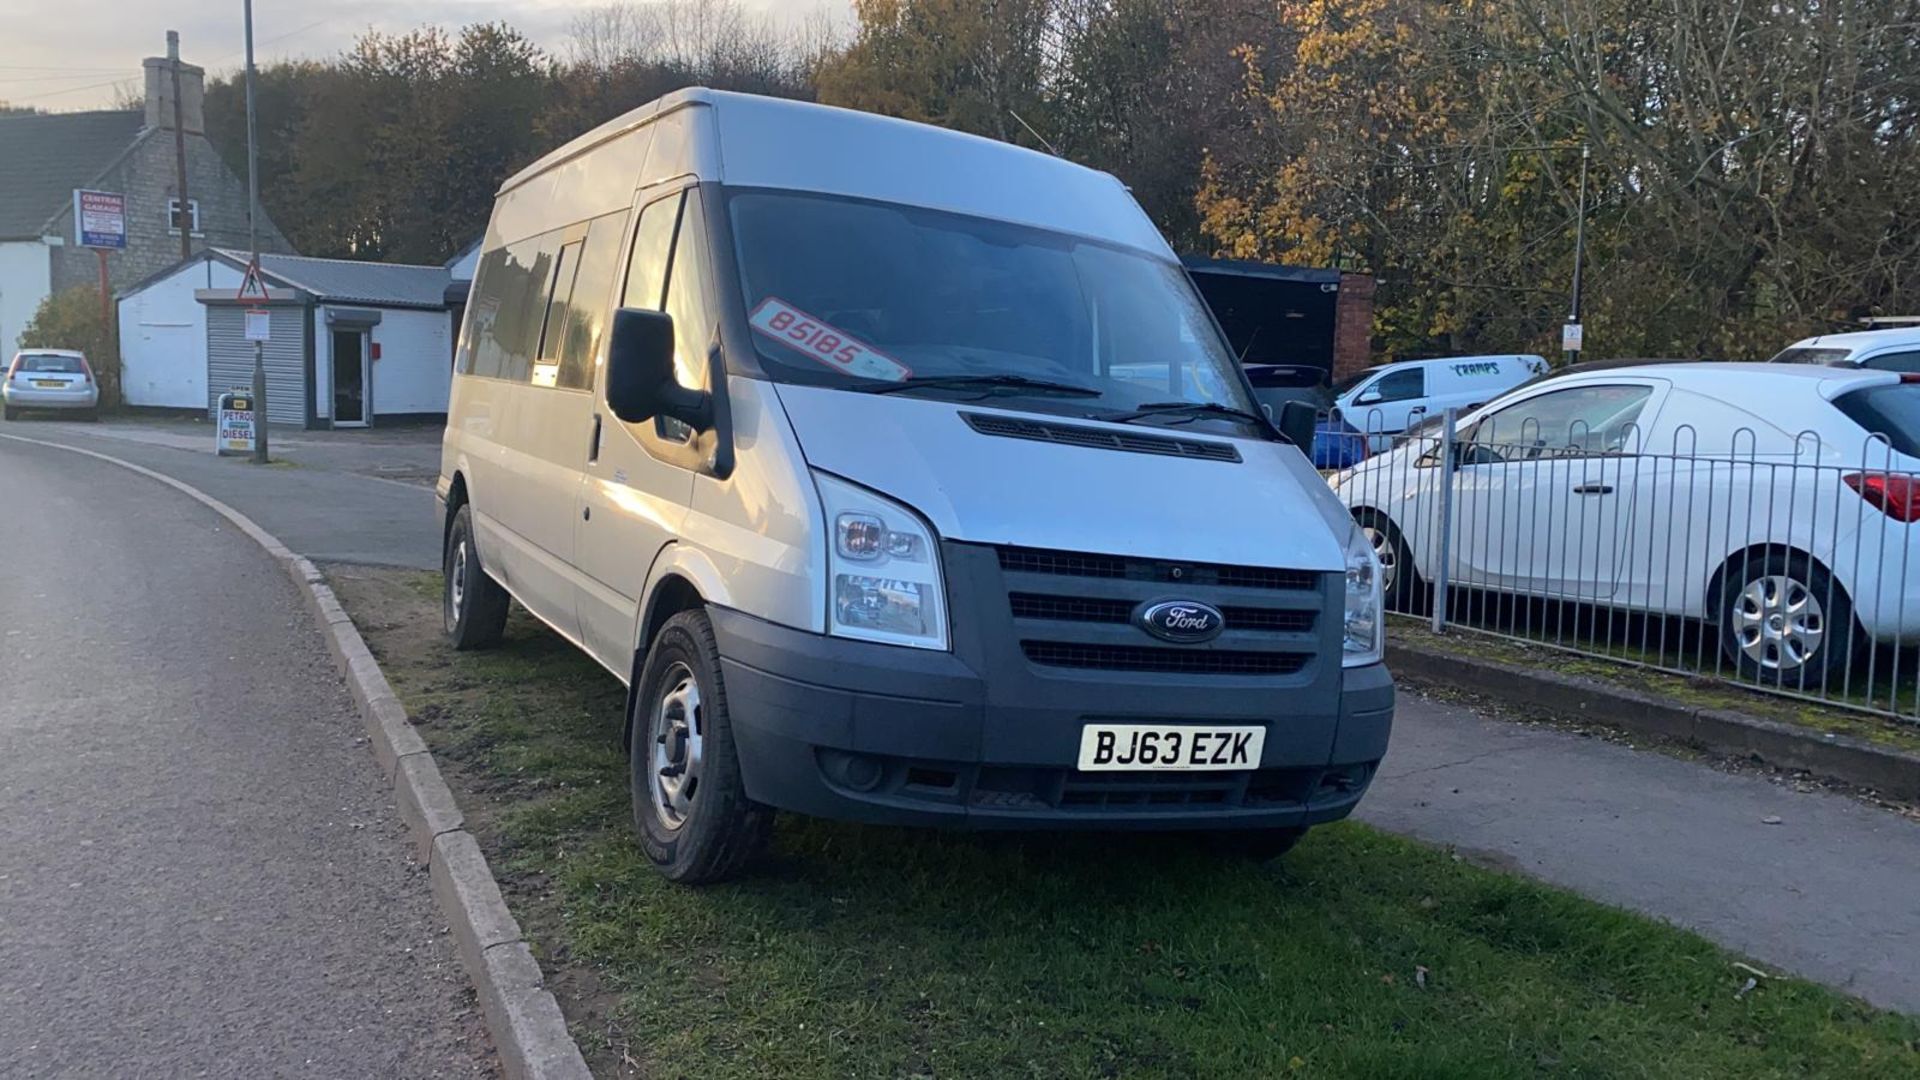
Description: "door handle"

(1572, 483), (1613, 495)
(588, 414), (602, 463)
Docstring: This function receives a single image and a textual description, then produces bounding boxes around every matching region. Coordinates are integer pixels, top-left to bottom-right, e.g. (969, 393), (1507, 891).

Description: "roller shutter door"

(207, 303), (305, 425)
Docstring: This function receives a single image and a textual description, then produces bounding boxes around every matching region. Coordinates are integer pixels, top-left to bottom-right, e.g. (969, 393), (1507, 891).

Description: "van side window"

(623, 194), (680, 311)
(1369, 367), (1425, 402)
(662, 189), (714, 395)
(531, 239), (583, 388)
(553, 212), (630, 391)
(479, 236), (555, 384)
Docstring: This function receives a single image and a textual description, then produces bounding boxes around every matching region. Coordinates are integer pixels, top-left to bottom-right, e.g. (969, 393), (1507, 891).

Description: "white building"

(119, 250), (460, 427)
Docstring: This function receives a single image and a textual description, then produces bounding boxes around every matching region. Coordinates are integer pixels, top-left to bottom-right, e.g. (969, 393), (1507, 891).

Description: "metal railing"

(1330, 407), (1920, 722)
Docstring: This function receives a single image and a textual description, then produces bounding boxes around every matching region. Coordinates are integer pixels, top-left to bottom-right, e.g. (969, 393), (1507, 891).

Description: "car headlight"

(1342, 522), (1384, 667)
(814, 471), (948, 651)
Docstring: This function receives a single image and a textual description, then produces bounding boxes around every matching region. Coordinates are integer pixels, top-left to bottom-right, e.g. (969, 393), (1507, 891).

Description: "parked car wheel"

(1716, 551), (1858, 687)
(1355, 509), (1424, 615)
(1205, 827), (1308, 861)
(443, 504), (509, 650)
(631, 610), (772, 884)
(2, 405), (16, 421)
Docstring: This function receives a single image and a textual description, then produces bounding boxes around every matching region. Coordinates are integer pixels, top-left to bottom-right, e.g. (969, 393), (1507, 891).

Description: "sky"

(0, 0), (845, 112)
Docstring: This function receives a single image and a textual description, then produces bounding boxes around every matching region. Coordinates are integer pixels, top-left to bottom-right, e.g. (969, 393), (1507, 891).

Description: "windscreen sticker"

(748, 297), (912, 383)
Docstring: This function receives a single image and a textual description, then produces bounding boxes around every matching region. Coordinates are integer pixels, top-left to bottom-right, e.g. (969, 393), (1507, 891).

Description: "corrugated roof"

(0, 110), (146, 239)
(217, 249), (452, 309)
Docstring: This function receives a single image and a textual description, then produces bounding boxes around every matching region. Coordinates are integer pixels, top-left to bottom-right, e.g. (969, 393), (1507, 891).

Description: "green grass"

(331, 566), (1920, 1079)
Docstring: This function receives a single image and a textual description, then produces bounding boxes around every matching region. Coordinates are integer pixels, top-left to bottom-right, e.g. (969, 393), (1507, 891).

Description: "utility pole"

(244, 0), (268, 463)
(1563, 143), (1590, 367)
(168, 30), (191, 263)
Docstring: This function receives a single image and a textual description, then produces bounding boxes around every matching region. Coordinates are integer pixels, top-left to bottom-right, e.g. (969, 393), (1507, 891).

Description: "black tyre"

(1206, 826), (1308, 861)
(631, 610), (772, 884)
(443, 504), (509, 650)
(1716, 550), (1858, 687)
(1355, 510), (1423, 615)
(2, 405), (16, 421)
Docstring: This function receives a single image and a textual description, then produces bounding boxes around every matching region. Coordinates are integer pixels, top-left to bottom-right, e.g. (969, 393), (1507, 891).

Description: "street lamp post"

(1564, 143), (1590, 366)
(244, 0), (268, 463)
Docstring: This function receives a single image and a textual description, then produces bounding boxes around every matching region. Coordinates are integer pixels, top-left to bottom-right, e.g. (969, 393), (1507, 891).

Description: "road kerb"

(0, 432), (593, 1080)
(1390, 639), (1920, 801)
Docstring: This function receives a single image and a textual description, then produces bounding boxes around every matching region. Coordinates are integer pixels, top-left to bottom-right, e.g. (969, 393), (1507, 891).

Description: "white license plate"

(1076, 724), (1265, 771)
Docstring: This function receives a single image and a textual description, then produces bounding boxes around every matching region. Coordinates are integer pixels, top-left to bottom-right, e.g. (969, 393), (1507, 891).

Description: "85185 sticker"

(748, 297), (912, 383)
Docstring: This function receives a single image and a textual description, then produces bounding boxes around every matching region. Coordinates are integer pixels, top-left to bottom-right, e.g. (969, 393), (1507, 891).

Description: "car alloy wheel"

(1364, 524), (1398, 595)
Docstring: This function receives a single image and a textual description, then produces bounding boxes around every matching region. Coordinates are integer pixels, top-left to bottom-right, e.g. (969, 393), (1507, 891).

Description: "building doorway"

(332, 329), (368, 427)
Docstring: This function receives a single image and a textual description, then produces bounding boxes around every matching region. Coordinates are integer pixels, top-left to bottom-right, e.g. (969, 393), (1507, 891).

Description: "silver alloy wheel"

(1364, 525), (1398, 593)
(1732, 574), (1825, 671)
(449, 538), (468, 618)
(649, 662), (705, 831)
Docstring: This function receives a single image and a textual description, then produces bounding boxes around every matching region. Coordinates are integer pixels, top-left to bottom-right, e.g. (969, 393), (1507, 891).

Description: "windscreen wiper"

(1101, 401), (1271, 427)
(854, 374), (1104, 398)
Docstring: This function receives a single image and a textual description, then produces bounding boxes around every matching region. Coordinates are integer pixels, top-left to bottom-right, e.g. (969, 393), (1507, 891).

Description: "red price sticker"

(748, 297), (912, 383)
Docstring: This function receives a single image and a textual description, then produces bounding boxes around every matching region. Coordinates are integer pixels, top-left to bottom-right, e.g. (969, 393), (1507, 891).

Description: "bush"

(19, 285), (120, 406)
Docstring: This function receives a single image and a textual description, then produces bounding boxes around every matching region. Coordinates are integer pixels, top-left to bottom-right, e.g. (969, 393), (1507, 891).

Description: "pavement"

(8, 414), (1920, 1019)
(0, 435), (495, 1077)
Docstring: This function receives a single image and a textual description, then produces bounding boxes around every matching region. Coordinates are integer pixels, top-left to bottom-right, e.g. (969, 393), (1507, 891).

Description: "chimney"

(143, 33), (204, 134)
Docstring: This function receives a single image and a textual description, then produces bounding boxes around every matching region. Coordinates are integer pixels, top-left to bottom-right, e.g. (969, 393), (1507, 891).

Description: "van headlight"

(1342, 523), (1384, 667)
(814, 471), (948, 651)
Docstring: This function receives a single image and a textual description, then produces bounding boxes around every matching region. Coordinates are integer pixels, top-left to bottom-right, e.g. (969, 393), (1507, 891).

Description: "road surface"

(0, 437), (494, 1077)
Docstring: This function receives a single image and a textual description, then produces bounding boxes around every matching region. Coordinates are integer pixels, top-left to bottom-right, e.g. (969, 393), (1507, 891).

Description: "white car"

(1334, 362), (1920, 684)
(1770, 327), (1920, 372)
(1333, 354), (1547, 447)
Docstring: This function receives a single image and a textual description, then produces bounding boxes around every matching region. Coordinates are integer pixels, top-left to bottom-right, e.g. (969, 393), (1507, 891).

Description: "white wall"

(0, 240), (52, 358)
(447, 244), (479, 283)
(319, 305), (451, 419)
(119, 258), (242, 409)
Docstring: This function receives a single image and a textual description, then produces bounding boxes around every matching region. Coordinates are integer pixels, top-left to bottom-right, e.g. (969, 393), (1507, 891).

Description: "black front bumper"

(710, 599), (1393, 830)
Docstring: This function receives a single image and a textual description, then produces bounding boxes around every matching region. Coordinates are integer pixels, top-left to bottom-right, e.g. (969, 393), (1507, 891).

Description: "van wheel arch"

(442, 471), (470, 548)
(625, 574), (706, 750)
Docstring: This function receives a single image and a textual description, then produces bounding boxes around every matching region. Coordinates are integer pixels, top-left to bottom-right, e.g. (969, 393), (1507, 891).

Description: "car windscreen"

(1833, 383), (1920, 457)
(1769, 346), (1852, 366)
(17, 353), (84, 373)
(725, 189), (1254, 417)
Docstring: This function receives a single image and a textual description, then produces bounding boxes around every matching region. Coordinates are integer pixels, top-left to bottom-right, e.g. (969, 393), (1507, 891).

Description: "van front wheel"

(443, 504), (509, 650)
(631, 610), (772, 884)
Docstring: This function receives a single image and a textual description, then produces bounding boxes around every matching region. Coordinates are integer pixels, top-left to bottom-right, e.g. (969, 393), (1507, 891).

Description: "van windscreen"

(725, 190), (1256, 418)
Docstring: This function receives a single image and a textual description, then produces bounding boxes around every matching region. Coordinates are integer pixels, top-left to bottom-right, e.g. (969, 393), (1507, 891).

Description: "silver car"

(3, 349), (99, 420)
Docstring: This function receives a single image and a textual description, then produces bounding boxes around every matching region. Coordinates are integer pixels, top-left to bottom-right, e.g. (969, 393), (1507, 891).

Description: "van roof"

(500, 87), (1173, 259)
(1370, 354), (1543, 370)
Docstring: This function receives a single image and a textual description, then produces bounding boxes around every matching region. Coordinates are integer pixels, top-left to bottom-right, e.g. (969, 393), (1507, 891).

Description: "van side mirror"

(605, 308), (710, 430)
(1278, 400), (1319, 451)
(1356, 386), (1383, 405)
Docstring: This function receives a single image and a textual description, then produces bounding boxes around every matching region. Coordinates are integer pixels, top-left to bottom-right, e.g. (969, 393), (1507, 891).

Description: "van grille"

(996, 546), (1319, 592)
(1020, 641), (1311, 675)
(1009, 593), (1316, 634)
(962, 412), (1241, 463)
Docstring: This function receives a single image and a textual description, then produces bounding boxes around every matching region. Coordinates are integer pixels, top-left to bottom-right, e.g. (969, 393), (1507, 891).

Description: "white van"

(436, 89), (1392, 883)
(1769, 327), (1920, 372)
(1333, 354), (1547, 441)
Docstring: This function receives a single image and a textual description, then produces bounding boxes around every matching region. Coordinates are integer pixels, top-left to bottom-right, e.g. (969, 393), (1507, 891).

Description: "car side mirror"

(605, 308), (710, 430)
(1356, 387), (1383, 405)
(1278, 400), (1319, 451)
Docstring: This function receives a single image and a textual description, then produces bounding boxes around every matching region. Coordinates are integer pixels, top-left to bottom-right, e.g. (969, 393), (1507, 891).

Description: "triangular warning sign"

(236, 259), (271, 302)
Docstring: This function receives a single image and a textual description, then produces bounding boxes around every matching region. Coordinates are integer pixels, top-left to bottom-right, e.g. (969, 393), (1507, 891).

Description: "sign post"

(237, 260), (271, 463)
(73, 189), (126, 405)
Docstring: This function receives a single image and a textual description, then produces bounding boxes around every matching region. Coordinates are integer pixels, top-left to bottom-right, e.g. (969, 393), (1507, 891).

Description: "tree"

(20, 287), (119, 407)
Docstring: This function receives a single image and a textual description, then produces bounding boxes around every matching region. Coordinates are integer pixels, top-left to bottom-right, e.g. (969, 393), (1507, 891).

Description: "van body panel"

(1338, 354), (1545, 439)
(490, 127), (653, 249)
(773, 384), (1347, 572)
(675, 376), (826, 640)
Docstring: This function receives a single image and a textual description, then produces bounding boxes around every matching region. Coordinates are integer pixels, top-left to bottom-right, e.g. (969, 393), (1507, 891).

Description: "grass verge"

(329, 565), (1920, 1079)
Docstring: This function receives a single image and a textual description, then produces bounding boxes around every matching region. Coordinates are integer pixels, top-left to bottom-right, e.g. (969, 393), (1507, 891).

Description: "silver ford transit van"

(437, 89), (1393, 883)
